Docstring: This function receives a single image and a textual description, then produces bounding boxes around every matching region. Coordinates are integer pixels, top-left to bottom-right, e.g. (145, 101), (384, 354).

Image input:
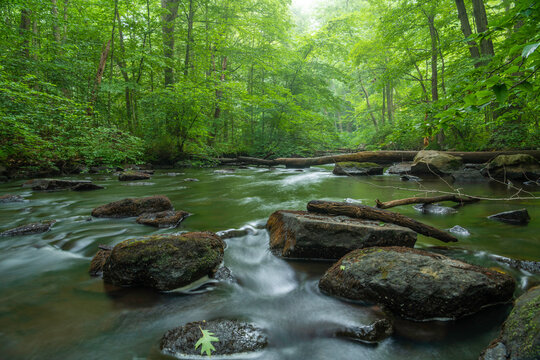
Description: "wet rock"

(103, 232), (224, 291)
(483, 154), (540, 181)
(448, 225), (470, 236)
(335, 318), (393, 343)
(92, 195), (173, 218)
(89, 245), (113, 276)
(386, 162), (413, 175)
(480, 286), (540, 360)
(184, 178), (199, 182)
(71, 183), (104, 191)
(135, 210), (190, 228)
(410, 150), (463, 176)
(0, 220), (56, 237)
(451, 168), (487, 183)
(333, 162), (384, 176)
(413, 204), (457, 215)
(22, 179), (94, 191)
(492, 256), (540, 274)
(267, 210), (416, 260)
(160, 320), (267, 357)
(121, 182), (155, 186)
(118, 171), (151, 181)
(319, 247), (515, 320)
(0, 194), (25, 203)
(217, 228), (254, 239)
(488, 209), (530, 225)
(212, 266), (235, 282)
(400, 175), (422, 182)
(344, 198), (363, 204)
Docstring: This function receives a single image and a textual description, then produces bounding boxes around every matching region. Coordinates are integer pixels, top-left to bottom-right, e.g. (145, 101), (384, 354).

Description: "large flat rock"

(92, 195), (173, 218)
(266, 210), (416, 260)
(319, 247), (515, 320)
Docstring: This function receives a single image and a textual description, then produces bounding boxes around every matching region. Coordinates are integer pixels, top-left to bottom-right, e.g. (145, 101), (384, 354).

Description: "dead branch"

(375, 195), (479, 209)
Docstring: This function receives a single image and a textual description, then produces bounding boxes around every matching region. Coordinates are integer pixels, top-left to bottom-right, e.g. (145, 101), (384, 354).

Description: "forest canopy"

(0, 0), (538, 172)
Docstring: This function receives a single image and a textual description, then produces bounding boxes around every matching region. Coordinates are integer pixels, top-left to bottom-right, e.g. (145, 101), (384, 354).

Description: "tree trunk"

(183, 0), (195, 76)
(19, 9), (31, 58)
(63, 0), (69, 42)
(375, 195), (479, 209)
(307, 200), (458, 243)
(161, 0), (179, 86)
(471, 0), (494, 58)
(386, 82), (393, 123)
(359, 79), (378, 130)
(88, 40), (111, 116)
(51, 0), (61, 42)
(454, 0), (481, 64)
(427, 14), (438, 102)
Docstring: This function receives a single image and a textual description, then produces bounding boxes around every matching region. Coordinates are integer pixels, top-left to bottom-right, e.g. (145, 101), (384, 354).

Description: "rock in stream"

(92, 195), (173, 218)
(0, 220), (56, 237)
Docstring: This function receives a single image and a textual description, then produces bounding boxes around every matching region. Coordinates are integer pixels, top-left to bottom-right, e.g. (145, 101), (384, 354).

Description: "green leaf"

(378, 222), (385, 227)
(492, 84), (508, 104)
(522, 43), (540, 59)
(340, 265), (346, 270)
(195, 328), (220, 356)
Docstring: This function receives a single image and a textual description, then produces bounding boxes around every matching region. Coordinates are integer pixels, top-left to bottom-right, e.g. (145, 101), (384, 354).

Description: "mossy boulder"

(91, 195), (173, 218)
(0, 194), (24, 203)
(89, 245), (112, 276)
(410, 150), (463, 176)
(103, 232), (224, 291)
(333, 162), (383, 176)
(480, 286), (540, 360)
(160, 320), (267, 357)
(22, 179), (96, 191)
(118, 171), (151, 181)
(0, 220), (56, 237)
(483, 154), (540, 181)
(135, 210), (190, 228)
(319, 247), (515, 320)
(267, 210), (416, 260)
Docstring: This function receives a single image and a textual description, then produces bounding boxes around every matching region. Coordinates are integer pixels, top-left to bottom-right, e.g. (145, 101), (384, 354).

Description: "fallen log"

(375, 195), (479, 209)
(307, 200), (458, 243)
(217, 150), (540, 168)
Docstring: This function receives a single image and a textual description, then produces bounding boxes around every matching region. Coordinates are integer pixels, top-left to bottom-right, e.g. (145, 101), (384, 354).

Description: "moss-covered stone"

(91, 195), (173, 218)
(410, 150), (463, 176)
(333, 162), (384, 176)
(135, 210), (190, 228)
(484, 154), (540, 181)
(89, 245), (112, 276)
(118, 171), (151, 181)
(103, 232), (224, 291)
(0, 220), (56, 237)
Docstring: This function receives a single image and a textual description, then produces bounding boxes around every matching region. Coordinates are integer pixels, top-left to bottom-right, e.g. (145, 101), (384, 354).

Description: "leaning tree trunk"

(471, 0), (494, 59)
(454, 0), (481, 65)
(161, 0), (179, 87)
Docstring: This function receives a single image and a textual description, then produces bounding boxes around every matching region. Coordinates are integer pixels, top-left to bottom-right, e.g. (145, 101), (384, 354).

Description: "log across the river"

(375, 195), (479, 209)
(307, 200), (458, 243)
(217, 150), (540, 168)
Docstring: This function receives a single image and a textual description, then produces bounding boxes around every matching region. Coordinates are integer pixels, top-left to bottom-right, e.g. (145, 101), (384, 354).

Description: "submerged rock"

(319, 247), (515, 320)
(0, 220), (56, 237)
(400, 175), (422, 182)
(492, 256), (540, 275)
(413, 204), (457, 215)
(118, 171), (151, 181)
(267, 210), (416, 260)
(103, 232), (224, 291)
(91, 195), (173, 218)
(448, 225), (470, 236)
(89, 245), (113, 276)
(71, 183), (104, 191)
(333, 162), (384, 176)
(212, 266), (235, 282)
(0, 194), (25, 203)
(386, 162), (413, 175)
(451, 168), (487, 183)
(22, 179), (95, 191)
(488, 209), (530, 225)
(483, 154), (540, 181)
(410, 150), (463, 176)
(335, 318), (393, 344)
(183, 178), (199, 182)
(135, 210), (190, 228)
(160, 320), (267, 357)
(480, 286), (540, 360)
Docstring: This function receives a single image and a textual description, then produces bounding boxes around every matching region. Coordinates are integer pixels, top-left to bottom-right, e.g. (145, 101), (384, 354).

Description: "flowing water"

(0, 166), (539, 360)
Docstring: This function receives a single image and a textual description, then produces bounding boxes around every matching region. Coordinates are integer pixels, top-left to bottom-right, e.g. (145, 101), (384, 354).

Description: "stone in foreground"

(319, 247), (515, 320)
(135, 210), (190, 228)
(103, 232), (224, 291)
(160, 320), (267, 357)
(91, 195), (173, 218)
(0, 220), (56, 237)
(480, 286), (540, 360)
(267, 210), (416, 260)
(488, 209), (530, 225)
(333, 162), (383, 176)
(335, 318), (393, 343)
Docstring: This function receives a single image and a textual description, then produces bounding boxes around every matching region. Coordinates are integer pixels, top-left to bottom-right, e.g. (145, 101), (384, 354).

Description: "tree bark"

(183, 0), (195, 76)
(88, 40), (111, 116)
(427, 14), (438, 102)
(161, 0), (180, 86)
(19, 9), (31, 58)
(307, 200), (458, 243)
(360, 79), (378, 130)
(471, 0), (494, 58)
(63, 0), (69, 42)
(375, 195), (479, 209)
(51, 0), (61, 42)
(454, 0), (481, 64)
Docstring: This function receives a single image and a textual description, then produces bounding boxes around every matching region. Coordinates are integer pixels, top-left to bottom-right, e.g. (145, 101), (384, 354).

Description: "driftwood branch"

(307, 200), (458, 243)
(375, 195), (479, 209)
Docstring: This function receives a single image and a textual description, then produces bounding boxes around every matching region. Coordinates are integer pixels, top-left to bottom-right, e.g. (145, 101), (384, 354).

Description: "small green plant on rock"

(195, 325), (220, 356)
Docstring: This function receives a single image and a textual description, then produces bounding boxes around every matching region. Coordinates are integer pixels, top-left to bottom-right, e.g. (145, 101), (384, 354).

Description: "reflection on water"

(0, 166), (538, 359)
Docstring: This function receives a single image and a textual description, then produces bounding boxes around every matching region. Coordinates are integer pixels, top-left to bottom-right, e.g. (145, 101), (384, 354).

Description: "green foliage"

(195, 327), (220, 357)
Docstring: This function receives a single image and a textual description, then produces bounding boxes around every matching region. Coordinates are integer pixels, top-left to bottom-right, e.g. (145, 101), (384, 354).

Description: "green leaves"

(195, 327), (220, 357)
(492, 84), (508, 104)
(522, 42), (540, 59)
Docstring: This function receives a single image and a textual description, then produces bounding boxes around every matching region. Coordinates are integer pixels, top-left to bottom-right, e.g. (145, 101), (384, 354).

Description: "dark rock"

(217, 228), (254, 239)
(103, 232), (224, 291)
(71, 183), (104, 191)
(118, 171), (151, 181)
(492, 256), (540, 274)
(413, 204), (457, 215)
(267, 210), (416, 260)
(212, 266), (235, 282)
(184, 178), (199, 182)
(135, 210), (190, 228)
(333, 162), (384, 176)
(0, 194), (25, 203)
(319, 247), (515, 320)
(400, 175), (422, 182)
(410, 150), (463, 176)
(483, 154), (540, 181)
(160, 320), (267, 357)
(121, 182), (155, 186)
(488, 209), (530, 225)
(0, 220), (56, 237)
(480, 286), (540, 360)
(89, 245), (113, 276)
(22, 179), (93, 191)
(386, 162), (413, 175)
(335, 318), (393, 343)
(523, 180), (540, 186)
(92, 195), (173, 218)
(451, 168), (487, 183)
(448, 225), (470, 236)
